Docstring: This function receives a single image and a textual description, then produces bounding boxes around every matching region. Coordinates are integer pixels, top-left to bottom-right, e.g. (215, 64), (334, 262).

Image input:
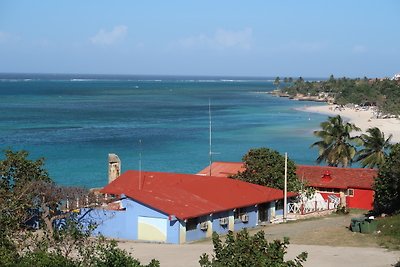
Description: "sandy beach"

(298, 104), (400, 143)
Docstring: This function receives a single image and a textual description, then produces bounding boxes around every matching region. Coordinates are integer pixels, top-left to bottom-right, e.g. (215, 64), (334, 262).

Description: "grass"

(376, 213), (400, 250)
(193, 210), (400, 250)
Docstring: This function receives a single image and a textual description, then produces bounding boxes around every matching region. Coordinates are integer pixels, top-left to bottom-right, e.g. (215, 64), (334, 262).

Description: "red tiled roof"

(296, 165), (377, 190)
(197, 162), (245, 177)
(198, 162), (378, 190)
(101, 170), (295, 220)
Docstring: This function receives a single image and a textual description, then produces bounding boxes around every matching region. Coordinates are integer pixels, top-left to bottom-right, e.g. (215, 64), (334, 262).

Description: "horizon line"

(0, 72), (381, 80)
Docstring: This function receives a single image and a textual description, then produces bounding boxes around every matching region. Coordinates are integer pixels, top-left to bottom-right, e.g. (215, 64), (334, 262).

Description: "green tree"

(199, 229), (307, 267)
(231, 148), (300, 192)
(311, 115), (361, 167)
(0, 149), (159, 267)
(297, 77), (304, 84)
(373, 143), (400, 214)
(279, 77), (400, 116)
(0, 150), (51, 242)
(355, 127), (392, 168)
(18, 251), (78, 267)
(274, 76), (281, 89)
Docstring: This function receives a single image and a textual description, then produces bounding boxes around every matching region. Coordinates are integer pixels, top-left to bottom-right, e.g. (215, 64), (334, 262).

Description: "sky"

(0, 1), (399, 78)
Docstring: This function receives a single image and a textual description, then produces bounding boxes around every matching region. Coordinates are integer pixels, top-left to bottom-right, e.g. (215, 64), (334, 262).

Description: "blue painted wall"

(185, 215), (208, 242)
(82, 197), (181, 244)
(233, 205), (257, 231)
(167, 219), (180, 244)
(81, 198), (282, 243)
(212, 211), (231, 234)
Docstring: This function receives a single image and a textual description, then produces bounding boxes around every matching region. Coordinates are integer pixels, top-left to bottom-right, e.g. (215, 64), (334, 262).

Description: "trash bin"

(369, 220), (378, 232)
(360, 217), (378, 234)
(350, 217), (365, 232)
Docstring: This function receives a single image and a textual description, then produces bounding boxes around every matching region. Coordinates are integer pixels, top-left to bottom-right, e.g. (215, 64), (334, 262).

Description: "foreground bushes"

(199, 229), (307, 267)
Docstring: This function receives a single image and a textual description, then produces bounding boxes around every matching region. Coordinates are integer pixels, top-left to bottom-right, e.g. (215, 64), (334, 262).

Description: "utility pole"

(283, 152), (288, 223)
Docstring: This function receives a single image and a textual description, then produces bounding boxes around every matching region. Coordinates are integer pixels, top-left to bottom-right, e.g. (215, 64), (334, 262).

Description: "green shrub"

(374, 144), (400, 214)
(87, 240), (160, 267)
(18, 251), (77, 267)
(199, 229), (307, 267)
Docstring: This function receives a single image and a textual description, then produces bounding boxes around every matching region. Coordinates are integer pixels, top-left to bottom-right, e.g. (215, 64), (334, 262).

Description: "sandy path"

(118, 242), (399, 267)
(117, 214), (400, 267)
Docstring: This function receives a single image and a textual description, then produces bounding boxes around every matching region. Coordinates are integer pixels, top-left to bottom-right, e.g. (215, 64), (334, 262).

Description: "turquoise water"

(0, 74), (327, 188)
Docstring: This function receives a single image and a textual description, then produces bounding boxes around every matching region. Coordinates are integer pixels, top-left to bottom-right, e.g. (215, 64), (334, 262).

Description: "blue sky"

(0, 1), (399, 77)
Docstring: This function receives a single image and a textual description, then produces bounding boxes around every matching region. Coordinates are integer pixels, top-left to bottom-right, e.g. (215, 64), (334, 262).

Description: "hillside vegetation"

(278, 76), (400, 116)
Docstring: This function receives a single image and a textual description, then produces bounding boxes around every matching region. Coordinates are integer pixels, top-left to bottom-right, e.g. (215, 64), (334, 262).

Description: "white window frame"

(347, 188), (354, 197)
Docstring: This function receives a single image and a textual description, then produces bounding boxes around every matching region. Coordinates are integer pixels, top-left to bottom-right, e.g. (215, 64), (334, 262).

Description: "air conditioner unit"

(219, 217), (229, 226)
(200, 222), (208, 231)
(241, 214), (249, 223)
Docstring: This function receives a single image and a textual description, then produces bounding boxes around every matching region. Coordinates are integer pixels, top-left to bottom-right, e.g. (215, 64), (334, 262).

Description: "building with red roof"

(84, 170), (295, 244)
(296, 165), (377, 210)
(199, 162), (378, 210)
(197, 161), (245, 177)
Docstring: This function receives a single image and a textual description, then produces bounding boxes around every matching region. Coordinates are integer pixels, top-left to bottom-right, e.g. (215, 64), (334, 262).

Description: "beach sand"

(298, 104), (400, 143)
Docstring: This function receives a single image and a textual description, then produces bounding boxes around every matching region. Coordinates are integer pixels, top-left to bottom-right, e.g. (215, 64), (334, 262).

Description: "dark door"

(258, 203), (269, 223)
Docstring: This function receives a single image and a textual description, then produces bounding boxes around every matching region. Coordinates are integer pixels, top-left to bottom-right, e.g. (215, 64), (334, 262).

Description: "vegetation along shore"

(272, 75), (400, 143)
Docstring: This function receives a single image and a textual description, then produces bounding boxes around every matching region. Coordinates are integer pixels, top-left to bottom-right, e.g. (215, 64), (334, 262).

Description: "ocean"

(0, 73), (327, 188)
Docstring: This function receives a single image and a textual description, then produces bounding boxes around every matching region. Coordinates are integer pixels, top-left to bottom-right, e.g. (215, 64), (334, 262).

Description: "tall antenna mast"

(209, 99), (212, 176)
(139, 139), (142, 190)
(208, 99), (220, 176)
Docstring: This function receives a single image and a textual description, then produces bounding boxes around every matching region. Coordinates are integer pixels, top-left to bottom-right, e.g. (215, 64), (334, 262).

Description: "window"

(234, 208), (246, 220)
(347, 189), (354, 197)
(186, 218), (198, 231)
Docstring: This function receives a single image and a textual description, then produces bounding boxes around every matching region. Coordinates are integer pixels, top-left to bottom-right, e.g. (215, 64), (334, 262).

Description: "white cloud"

(177, 28), (253, 50)
(90, 25), (128, 45)
(353, 45), (367, 53)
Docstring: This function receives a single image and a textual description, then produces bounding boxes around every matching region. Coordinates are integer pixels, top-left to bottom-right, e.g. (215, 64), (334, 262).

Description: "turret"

(108, 153), (121, 183)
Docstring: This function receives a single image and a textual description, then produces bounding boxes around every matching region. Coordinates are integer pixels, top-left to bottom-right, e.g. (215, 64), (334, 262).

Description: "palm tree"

(355, 127), (392, 168)
(311, 115), (361, 167)
(273, 77), (280, 89)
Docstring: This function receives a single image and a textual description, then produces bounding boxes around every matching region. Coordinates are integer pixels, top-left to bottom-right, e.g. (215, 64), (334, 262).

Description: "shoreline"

(297, 104), (400, 143)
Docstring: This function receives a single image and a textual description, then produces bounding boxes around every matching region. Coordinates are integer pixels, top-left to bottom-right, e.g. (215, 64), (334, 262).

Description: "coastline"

(297, 104), (400, 143)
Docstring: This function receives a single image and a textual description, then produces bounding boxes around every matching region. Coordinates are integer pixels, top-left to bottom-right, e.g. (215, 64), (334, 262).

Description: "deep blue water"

(0, 74), (328, 188)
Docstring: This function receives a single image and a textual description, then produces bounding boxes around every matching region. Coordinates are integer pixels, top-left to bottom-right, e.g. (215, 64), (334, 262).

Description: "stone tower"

(108, 153), (121, 184)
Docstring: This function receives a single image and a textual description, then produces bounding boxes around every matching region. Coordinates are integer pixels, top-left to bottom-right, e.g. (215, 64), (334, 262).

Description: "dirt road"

(118, 214), (400, 267)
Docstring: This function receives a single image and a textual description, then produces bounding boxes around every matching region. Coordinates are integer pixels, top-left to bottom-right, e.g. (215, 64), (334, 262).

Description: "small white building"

(392, 73), (400, 81)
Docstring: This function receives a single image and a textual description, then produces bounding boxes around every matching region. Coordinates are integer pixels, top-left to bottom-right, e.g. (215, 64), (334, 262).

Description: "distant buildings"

(392, 73), (400, 81)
